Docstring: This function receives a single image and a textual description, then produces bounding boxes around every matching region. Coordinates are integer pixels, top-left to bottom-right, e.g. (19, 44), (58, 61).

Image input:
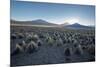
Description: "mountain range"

(64, 23), (95, 29)
(11, 19), (95, 29)
(11, 19), (57, 26)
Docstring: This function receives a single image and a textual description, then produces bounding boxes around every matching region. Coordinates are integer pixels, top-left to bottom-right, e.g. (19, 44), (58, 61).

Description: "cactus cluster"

(11, 26), (95, 63)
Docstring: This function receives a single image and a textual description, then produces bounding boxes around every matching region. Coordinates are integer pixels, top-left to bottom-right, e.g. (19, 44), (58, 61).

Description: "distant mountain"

(60, 22), (70, 26)
(64, 23), (95, 29)
(11, 19), (57, 26)
(31, 19), (57, 25)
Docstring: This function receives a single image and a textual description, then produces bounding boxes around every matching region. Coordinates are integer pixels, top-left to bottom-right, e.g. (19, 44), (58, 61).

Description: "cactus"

(17, 33), (24, 39)
(64, 48), (71, 56)
(11, 34), (17, 39)
(74, 44), (83, 56)
(26, 41), (38, 53)
(11, 43), (24, 56)
(87, 45), (95, 56)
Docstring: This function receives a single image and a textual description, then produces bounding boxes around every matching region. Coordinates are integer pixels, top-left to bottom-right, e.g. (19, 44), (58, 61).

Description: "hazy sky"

(11, 1), (95, 26)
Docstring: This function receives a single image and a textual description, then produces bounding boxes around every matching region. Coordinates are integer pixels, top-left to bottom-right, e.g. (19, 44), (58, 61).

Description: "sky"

(11, 0), (95, 26)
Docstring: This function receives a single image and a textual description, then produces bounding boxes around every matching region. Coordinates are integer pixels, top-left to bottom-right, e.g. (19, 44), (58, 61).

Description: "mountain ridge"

(11, 19), (95, 29)
(11, 19), (58, 26)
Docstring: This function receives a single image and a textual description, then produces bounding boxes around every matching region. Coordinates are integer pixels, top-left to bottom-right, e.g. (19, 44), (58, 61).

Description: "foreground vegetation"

(11, 26), (95, 66)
